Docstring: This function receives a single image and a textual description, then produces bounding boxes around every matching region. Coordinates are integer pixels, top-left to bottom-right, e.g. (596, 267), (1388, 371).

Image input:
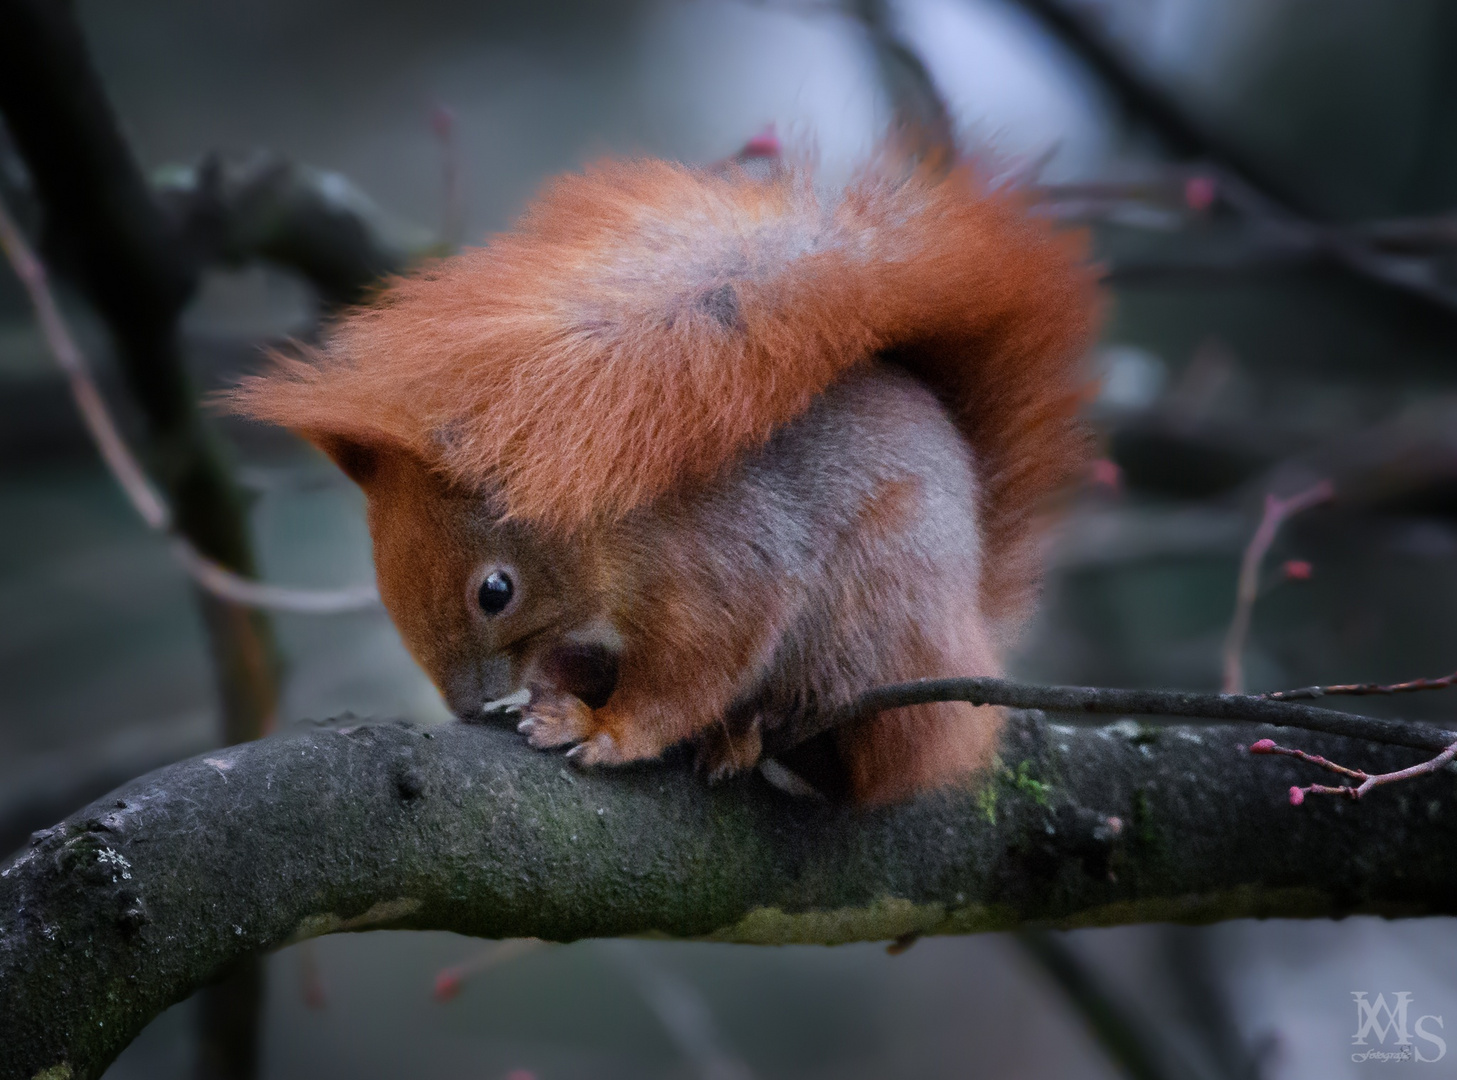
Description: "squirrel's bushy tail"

(229, 152), (1098, 631)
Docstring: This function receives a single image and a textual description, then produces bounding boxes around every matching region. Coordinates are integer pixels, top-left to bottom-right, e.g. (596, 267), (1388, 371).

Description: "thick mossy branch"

(4, 713), (1457, 1080)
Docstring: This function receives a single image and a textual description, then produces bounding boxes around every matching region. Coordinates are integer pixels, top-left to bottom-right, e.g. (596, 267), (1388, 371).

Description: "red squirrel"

(229, 151), (1098, 804)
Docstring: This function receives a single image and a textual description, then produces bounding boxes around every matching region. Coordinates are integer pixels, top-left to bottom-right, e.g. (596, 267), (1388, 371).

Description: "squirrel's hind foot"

(694, 719), (764, 784)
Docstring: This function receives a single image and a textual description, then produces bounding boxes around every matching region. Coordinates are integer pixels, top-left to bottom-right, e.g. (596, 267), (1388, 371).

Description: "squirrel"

(228, 149), (1098, 804)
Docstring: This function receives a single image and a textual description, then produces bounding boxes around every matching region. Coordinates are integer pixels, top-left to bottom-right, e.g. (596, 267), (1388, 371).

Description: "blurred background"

(3, 0), (1457, 1077)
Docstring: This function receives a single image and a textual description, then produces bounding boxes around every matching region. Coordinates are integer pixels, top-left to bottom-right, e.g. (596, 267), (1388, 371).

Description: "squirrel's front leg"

(514, 685), (595, 750)
(511, 683), (666, 768)
(509, 636), (621, 759)
(514, 684), (699, 768)
(512, 638), (752, 770)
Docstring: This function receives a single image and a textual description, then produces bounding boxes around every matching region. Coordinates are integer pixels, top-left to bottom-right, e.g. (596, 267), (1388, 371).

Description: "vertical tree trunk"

(0, 3), (281, 1076)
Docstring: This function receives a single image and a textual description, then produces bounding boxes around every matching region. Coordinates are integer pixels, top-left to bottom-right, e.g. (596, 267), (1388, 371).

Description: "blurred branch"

(749, 0), (955, 157)
(1107, 381), (1457, 509)
(842, 0), (955, 155)
(0, 0), (279, 745)
(1006, 0), (1308, 214)
(1018, 930), (1181, 1080)
(0, 5), (414, 1077)
(0, 194), (380, 613)
(4, 714), (1455, 1079)
(432, 938), (544, 1002)
(1011, 0), (1457, 315)
(606, 942), (759, 1080)
(428, 104), (466, 251)
(156, 151), (434, 307)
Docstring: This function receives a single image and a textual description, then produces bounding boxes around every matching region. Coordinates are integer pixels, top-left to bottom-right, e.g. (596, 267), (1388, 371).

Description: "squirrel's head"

(309, 433), (594, 718)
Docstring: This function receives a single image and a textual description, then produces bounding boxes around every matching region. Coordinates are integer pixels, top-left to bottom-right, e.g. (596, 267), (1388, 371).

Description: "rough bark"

(3, 712), (1455, 1080)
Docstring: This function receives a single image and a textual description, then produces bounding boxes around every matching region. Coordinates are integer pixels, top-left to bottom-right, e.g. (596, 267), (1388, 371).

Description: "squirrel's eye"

(477, 571), (514, 615)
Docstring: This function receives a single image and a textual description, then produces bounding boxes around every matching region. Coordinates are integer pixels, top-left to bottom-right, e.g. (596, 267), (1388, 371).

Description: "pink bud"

(433, 969), (462, 1002)
(1288, 786), (1306, 806)
(737, 124), (781, 160)
(1282, 559), (1313, 581)
(1184, 175), (1217, 211)
(1089, 458), (1121, 490)
(429, 104), (456, 141)
(504, 1071), (538, 1080)
(1249, 739), (1277, 754)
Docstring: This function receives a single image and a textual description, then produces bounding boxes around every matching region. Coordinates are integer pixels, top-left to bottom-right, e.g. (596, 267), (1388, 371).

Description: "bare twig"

(844, 0), (955, 156)
(830, 676), (1457, 757)
(432, 938), (544, 1002)
(1033, 174), (1457, 255)
(297, 940), (326, 1010)
(604, 943), (758, 1080)
(756, 0), (956, 158)
(1222, 481), (1334, 694)
(1266, 671), (1457, 701)
(0, 194), (379, 614)
(429, 104), (466, 251)
(1250, 735), (1457, 804)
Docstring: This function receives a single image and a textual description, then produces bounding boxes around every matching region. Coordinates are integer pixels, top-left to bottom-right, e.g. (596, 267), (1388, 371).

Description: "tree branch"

(156, 151), (432, 308)
(2, 714), (1455, 1079)
(0, 0), (279, 745)
(828, 676), (1457, 755)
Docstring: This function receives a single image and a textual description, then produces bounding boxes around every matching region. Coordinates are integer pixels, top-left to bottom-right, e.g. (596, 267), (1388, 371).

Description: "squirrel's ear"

(298, 430), (387, 487)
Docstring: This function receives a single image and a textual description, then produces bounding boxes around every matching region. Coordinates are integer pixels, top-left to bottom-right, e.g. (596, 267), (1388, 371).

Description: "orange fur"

(229, 154), (1097, 627)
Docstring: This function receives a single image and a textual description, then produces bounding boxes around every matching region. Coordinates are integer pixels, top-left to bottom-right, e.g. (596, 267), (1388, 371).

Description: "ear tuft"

(303, 431), (382, 486)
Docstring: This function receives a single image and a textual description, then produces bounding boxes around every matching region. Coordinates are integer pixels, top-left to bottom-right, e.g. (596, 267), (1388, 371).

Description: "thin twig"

(297, 939), (326, 1010)
(429, 104), (466, 251)
(0, 193), (170, 530)
(604, 942), (758, 1080)
(0, 193), (379, 614)
(1250, 735), (1457, 804)
(1222, 481), (1334, 694)
(432, 938), (544, 1002)
(1265, 671), (1457, 701)
(827, 676), (1457, 756)
(844, 0), (956, 156)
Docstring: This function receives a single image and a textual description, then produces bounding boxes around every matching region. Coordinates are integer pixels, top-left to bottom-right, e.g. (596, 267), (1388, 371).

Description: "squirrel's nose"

(442, 654), (514, 719)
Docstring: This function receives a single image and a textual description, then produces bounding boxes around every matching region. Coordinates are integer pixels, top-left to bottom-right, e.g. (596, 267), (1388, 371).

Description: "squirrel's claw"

(565, 731), (621, 768)
(516, 686), (593, 750)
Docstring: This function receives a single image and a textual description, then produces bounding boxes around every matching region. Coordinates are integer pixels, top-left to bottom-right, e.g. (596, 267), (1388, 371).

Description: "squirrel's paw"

(695, 719), (763, 784)
(564, 731), (624, 768)
(515, 687), (594, 750)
